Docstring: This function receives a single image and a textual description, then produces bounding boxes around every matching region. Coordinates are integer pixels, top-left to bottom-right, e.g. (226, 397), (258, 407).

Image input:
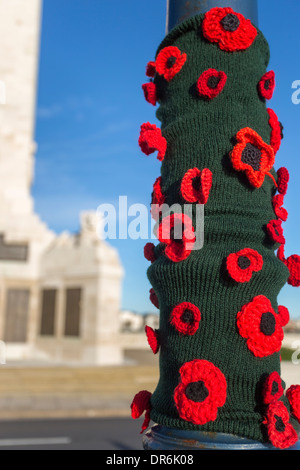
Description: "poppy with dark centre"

(202, 7), (257, 52)
(263, 401), (298, 449)
(258, 71), (275, 100)
(237, 295), (284, 357)
(226, 248), (263, 283)
(155, 46), (187, 82)
(158, 213), (196, 262)
(286, 385), (300, 423)
(174, 359), (227, 425)
(180, 167), (213, 204)
(262, 371), (284, 405)
(170, 302), (201, 336)
(266, 219), (285, 245)
(151, 176), (165, 221)
(267, 108), (283, 155)
(230, 127), (275, 188)
(196, 69), (227, 100)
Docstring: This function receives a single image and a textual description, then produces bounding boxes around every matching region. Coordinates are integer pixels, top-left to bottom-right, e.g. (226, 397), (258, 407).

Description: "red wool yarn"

(266, 219), (285, 245)
(286, 385), (300, 423)
(202, 7), (257, 52)
(142, 82), (157, 106)
(155, 46), (187, 82)
(174, 359), (227, 425)
(262, 371), (284, 405)
(267, 108), (282, 155)
(131, 390), (152, 433)
(258, 71), (275, 100)
(170, 302), (201, 336)
(237, 295), (284, 357)
(180, 168), (212, 204)
(196, 69), (227, 99)
(277, 167), (289, 195)
(138, 122), (167, 161)
(226, 248), (263, 283)
(263, 401), (298, 449)
(272, 194), (288, 222)
(145, 325), (160, 354)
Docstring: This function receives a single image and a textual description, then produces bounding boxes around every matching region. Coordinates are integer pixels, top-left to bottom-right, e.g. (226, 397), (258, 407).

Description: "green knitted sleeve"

(131, 7), (300, 450)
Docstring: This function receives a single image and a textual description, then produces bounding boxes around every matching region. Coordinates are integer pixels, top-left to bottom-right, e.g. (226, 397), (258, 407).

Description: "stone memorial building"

(0, 0), (124, 365)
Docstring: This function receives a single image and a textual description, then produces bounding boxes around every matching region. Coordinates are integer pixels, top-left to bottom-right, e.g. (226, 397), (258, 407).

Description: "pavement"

(0, 350), (159, 420)
(0, 350), (298, 421)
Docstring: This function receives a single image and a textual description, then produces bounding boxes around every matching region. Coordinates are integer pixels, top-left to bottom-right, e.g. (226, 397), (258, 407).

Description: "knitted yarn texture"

(131, 8), (300, 449)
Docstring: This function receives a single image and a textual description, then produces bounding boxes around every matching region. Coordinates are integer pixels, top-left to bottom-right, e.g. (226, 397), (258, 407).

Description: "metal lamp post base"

(143, 424), (300, 450)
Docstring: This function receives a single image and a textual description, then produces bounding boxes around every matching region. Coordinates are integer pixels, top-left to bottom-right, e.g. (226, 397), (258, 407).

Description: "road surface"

(0, 417), (144, 450)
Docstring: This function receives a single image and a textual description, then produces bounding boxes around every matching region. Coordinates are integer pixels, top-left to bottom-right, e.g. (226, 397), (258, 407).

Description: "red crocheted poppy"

(202, 7), (257, 52)
(272, 194), (288, 222)
(180, 168), (212, 204)
(196, 69), (227, 99)
(263, 401), (298, 449)
(262, 372), (284, 405)
(155, 46), (187, 82)
(237, 295), (284, 358)
(149, 288), (159, 309)
(142, 82), (157, 106)
(278, 305), (290, 327)
(226, 248), (263, 283)
(277, 167), (289, 195)
(277, 246), (300, 287)
(258, 71), (275, 100)
(285, 255), (300, 287)
(145, 325), (160, 354)
(266, 219), (285, 245)
(170, 302), (201, 336)
(151, 176), (166, 221)
(267, 108), (283, 155)
(230, 127), (275, 188)
(286, 385), (300, 423)
(174, 359), (227, 425)
(158, 213), (195, 262)
(144, 242), (156, 263)
(146, 61), (156, 78)
(138, 122), (167, 161)
(131, 390), (152, 433)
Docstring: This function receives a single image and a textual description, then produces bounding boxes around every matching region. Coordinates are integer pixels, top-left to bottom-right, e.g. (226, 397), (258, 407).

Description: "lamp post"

(141, 0), (300, 451)
(166, 0), (258, 33)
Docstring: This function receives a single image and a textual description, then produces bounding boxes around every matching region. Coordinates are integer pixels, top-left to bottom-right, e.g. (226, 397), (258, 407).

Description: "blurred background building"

(0, 0), (135, 366)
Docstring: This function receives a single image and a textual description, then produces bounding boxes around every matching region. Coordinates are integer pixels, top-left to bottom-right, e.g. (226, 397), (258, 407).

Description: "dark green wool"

(140, 13), (299, 444)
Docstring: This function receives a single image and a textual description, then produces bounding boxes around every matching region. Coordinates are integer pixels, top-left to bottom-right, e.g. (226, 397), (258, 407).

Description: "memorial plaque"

(4, 289), (30, 342)
(64, 288), (81, 337)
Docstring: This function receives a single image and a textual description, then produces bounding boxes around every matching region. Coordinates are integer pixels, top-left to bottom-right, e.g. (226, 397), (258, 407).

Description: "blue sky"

(33, 0), (300, 318)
